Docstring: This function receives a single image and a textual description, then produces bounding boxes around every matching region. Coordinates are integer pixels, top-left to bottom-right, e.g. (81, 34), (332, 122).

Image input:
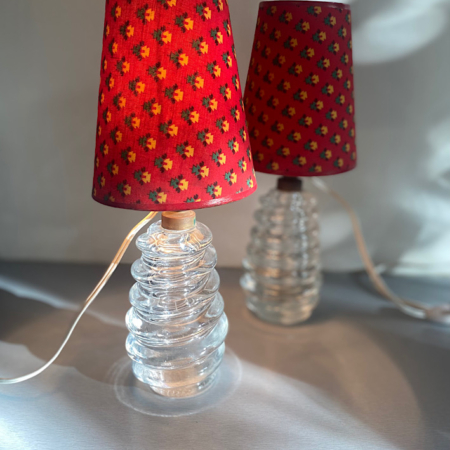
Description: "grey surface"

(0, 262), (449, 450)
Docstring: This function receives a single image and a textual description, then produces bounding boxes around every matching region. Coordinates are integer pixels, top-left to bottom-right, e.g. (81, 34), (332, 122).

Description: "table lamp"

(241, 1), (356, 325)
(93, 0), (256, 397)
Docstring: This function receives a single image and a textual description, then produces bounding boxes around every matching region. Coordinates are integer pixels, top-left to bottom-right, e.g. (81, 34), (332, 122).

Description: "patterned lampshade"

(244, 1), (356, 177)
(93, 0), (257, 211)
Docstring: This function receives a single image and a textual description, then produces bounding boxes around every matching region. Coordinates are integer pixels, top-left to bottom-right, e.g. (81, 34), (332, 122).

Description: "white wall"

(1, 0), (449, 274)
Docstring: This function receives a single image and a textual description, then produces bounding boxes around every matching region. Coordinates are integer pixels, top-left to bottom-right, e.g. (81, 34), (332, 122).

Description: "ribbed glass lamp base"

(126, 218), (228, 398)
(241, 181), (322, 326)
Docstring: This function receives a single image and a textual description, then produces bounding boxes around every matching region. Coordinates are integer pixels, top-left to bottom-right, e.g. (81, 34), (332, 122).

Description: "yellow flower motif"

(290, 38), (298, 48)
(283, 81), (291, 91)
(106, 111), (112, 123)
(100, 176), (105, 188)
(257, 153), (264, 162)
(275, 30), (281, 40)
(341, 119), (348, 129)
(173, 89), (184, 102)
(307, 48), (315, 58)
(100, 93), (105, 104)
(146, 137), (156, 150)
(321, 125), (328, 135)
(315, 165), (322, 173)
(325, 150), (332, 159)
(279, 55), (286, 65)
(302, 22), (310, 32)
(342, 27), (347, 37)
(190, 111), (200, 123)
(226, 55), (233, 67)
(184, 17), (194, 30)
(349, 128), (355, 137)
(205, 132), (214, 145)
(213, 185), (222, 197)
(255, 41), (261, 51)
(333, 42), (340, 53)
(122, 61), (130, 74)
(248, 178), (254, 188)
(131, 117), (140, 129)
(217, 32), (224, 44)
(157, 192), (167, 204)
(200, 166), (209, 178)
(115, 6), (121, 19)
(312, 74), (319, 84)
(225, 87), (232, 100)
(292, 132), (301, 142)
(128, 151), (136, 163)
(294, 64), (302, 75)
(123, 184), (131, 196)
(204, 7), (212, 20)
(337, 158), (343, 168)
(213, 64), (221, 77)
(335, 134), (341, 143)
(168, 124), (178, 137)
(210, 98), (218, 111)
(95, 157), (99, 168)
(327, 85), (334, 95)
(105, 25), (110, 36)
(109, 77), (115, 89)
(163, 158), (173, 171)
(311, 141), (318, 151)
(118, 96), (126, 108)
(271, 162), (279, 171)
(179, 179), (189, 191)
(263, 47), (271, 58)
(300, 91), (308, 101)
(262, 23), (268, 33)
(232, 141), (239, 153)
(299, 156), (307, 166)
(140, 46), (150, 59)
(276, 123), (284, 132)
(109, 195), (115, 202)
(162, 31), (172, 44)
(152, 103), (162, 115)
(126, 25), (134, 38)
(270, 6), (277, 14)
(314, 6), (322, 14)
(347, 105), (353, 114)
(179, 53), (189, 66)
(262, 113), (269, 123)
(343, 143), (350, 153)
(241, 161), (247, 171)
(195, 76), (204, 89)
(142, 172), (151, 184)
(218, 153), (226, 165)
(112, 42), (118, 54)
(230, 173), (237, 184)
(330, 16), (337, 26)
(156, 67), (166, 80)
(343, 54), (349, 64)
(98, 126), (102, 136)
(241, 129), (247, 141)
(282, 147), (290, 156)
(200, 41), (209, 54)
(112, 164), (119, 175)
(185, 145), (194, 157)
(116, 131), (122, 142)
(285, 12), (293, 22)
(145, 8), (155, 22)
(136, 82), (145, 94)
(217, 0), (224, 11)
(338, 94), (345, 105)
(267, 138), (274, 148)
(316, 100), (324, 111)
(288, 107), (296, 117)
(167, 0), (176, 6)
(103, 59), (107, 70)
(319, 31), (326, 41)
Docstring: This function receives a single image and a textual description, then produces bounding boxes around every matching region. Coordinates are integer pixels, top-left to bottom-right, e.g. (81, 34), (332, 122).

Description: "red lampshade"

(93, 0), (257, 211)
(244, 1), (356, 177)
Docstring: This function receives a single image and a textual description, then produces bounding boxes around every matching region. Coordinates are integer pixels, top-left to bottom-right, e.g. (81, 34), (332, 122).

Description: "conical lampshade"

(244, 1), (356, 177)
(93, 0), (257, 211)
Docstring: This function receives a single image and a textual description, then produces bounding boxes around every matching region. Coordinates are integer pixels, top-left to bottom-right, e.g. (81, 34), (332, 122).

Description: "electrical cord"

(312, 178), (450, 325)
(0, 211), (157, 385)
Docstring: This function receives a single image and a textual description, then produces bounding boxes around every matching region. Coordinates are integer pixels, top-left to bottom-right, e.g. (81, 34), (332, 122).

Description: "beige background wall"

(1, 0), (449, 274)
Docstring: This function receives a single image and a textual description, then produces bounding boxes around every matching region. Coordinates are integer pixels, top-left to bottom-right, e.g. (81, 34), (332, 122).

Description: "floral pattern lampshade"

(93, 0), (257, 211)
(244, 1), (357, 177)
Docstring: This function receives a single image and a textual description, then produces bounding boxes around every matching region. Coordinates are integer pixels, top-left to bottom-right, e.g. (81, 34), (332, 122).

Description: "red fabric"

(244, 1), (356, 177)
(93, 0), (257, 211)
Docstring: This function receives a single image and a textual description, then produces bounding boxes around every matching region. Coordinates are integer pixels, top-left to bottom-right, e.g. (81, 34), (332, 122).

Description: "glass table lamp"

(241, 1), (356, 325)
(93, 0), (257, 397)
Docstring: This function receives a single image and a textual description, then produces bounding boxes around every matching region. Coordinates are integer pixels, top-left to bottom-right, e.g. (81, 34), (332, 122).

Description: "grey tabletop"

(0, 261), (449, 450)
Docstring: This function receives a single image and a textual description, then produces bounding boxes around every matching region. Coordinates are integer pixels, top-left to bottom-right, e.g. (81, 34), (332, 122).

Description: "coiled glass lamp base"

(241, 178), (322, 326)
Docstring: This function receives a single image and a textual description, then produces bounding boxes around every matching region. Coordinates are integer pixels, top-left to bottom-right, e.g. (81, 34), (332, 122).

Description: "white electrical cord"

(312, 178), (450, 325)
(0, 211), (157, 385)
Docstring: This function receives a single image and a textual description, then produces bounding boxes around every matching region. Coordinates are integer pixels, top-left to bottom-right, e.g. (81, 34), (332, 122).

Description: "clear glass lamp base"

(126, 213), (228, 398)
(241, 178), (322, 326)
